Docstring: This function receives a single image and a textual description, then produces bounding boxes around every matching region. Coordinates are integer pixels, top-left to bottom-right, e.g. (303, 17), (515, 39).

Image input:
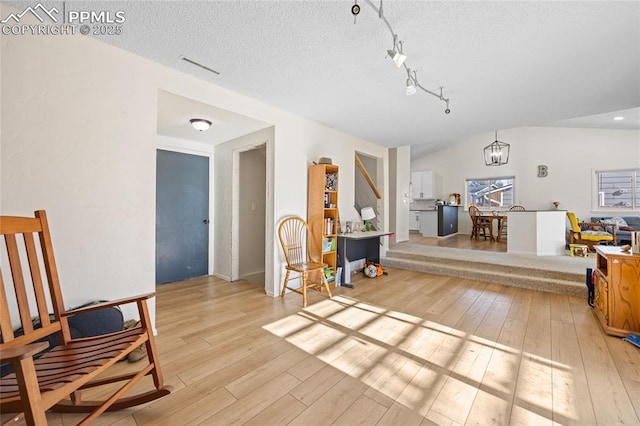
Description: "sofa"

(591, 216), (640, 245)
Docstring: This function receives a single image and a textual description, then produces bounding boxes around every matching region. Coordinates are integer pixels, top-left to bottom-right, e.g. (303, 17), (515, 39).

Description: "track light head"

(387, 37), (406, 67)
(406, 78), (417, 96)
(386, 49), (406, 68)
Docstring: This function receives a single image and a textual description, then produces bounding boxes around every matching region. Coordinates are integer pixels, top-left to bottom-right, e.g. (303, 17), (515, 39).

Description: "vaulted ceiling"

(19, 1), (640, 157)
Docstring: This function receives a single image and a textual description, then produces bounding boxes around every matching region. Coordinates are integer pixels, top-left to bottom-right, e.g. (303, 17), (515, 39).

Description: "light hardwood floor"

(408, 232), (507, 252)
(10, 269), (640, 425)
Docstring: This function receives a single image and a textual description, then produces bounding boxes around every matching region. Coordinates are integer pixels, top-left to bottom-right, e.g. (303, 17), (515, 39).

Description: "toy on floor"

(623, 332), (640, 348)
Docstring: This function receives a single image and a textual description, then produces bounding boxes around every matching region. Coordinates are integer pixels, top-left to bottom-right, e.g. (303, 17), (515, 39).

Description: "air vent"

(180, 56), (220, 75)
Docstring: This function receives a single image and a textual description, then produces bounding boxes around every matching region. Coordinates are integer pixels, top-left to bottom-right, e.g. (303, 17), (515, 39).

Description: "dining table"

(481, 213), (507, 242)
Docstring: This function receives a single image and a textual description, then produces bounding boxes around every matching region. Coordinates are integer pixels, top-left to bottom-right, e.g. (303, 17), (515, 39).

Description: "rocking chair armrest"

(61, 292), (157, 317)
(0, 342), (49, 363)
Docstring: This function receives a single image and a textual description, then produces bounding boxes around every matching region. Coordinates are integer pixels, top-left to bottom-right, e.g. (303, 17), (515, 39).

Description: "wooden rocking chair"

(0, 210), (171, 425)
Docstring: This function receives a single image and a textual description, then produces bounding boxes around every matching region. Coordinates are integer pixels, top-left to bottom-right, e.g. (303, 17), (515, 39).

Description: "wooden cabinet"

(308, 164), (339, 283)
(409, 212), (420, 231)
(593, 246), (640, 337)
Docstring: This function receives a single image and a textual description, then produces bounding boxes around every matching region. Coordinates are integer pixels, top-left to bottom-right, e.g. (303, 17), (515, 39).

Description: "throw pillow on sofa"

(600, 217), (628, 233)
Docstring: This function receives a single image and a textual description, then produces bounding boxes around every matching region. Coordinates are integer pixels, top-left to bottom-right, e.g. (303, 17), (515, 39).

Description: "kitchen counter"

(410, 206), (460, 237)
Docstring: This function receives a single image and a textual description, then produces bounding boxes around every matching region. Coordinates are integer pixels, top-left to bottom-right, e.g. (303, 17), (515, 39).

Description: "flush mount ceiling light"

(484, 131), (510, 166)
(352, 0), (451, 114)
(189, 118), (212, 131)
(613, 116), (624, 121)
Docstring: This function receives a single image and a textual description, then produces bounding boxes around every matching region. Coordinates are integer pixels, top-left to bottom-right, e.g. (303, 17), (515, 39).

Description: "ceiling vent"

(180, 56), (220, 75)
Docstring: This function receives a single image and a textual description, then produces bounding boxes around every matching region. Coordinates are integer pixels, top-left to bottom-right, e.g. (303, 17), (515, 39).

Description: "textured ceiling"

(12, 1), (640, 156)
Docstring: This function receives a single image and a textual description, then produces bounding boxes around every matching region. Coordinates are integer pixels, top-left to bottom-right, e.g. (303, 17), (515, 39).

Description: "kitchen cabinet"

(419, 211), (438, 237)
(409, 212), (420, 231)
(593, 246), (640, 337)
(411, 171), (437, 199)
(438, 205), (459, 236)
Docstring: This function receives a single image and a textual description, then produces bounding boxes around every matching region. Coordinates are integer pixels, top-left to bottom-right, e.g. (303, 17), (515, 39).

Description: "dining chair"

(469, 205), (490, 240)
(278, 216), (332, 307)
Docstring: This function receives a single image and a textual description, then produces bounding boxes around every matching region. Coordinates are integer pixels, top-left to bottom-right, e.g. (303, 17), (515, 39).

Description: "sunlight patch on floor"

(263, 295), (576, 423)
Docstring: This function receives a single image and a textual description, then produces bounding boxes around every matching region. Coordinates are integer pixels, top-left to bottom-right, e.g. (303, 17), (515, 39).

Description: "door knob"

(203, 219), (210, 224)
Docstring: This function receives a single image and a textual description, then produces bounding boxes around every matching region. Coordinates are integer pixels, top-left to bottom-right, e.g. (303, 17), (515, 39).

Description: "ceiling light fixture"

(613, 116), (624, 121)
(387, 36), (407, 68)
(484, 131), (510, 166)
(406, 68), (416, 96)
(190, 118), (212, 131)
(353, 0), (451, 114)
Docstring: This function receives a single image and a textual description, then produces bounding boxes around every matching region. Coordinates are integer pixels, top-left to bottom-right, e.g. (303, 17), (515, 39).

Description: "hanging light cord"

(359, 0), (451, 114)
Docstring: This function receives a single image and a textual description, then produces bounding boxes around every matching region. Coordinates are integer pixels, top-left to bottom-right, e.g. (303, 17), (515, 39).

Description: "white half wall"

(412, 127), (640, 235)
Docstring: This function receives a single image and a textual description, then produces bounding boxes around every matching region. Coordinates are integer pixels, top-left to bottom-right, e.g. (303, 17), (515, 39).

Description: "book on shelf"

(324, 217), (335, 235)
(322, 237), (335, 253)
(324, 267), (335, 283)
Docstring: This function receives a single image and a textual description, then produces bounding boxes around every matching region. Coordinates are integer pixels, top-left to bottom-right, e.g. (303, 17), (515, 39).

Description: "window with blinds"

(595, 169), (640, 209)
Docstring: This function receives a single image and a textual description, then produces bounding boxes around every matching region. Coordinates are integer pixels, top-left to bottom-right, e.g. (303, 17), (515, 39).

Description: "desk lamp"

(361, 207), (376, 231)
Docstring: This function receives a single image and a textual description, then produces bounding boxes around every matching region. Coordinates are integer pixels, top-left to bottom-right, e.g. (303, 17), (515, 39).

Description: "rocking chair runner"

(0, 210), (171, 425)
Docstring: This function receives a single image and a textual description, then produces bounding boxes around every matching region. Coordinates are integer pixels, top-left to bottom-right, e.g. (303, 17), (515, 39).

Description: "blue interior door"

(156, 149), (209, 284)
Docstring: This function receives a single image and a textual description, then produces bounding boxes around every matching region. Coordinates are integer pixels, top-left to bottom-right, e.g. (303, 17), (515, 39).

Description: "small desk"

(481, 214), (506, 242)
(337, 231), (392, 288)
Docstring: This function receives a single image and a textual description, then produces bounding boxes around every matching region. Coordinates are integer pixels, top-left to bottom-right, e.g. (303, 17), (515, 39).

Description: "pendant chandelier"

(484, 131), (510, 166)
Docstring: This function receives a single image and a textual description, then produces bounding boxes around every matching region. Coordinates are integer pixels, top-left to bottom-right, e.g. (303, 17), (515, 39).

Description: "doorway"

(232, 144), (267, 286)
(354, 152), (383, 231)
(156, 149), (210, 284)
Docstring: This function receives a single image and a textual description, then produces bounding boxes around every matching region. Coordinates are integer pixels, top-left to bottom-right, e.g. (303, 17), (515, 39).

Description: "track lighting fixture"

(353, 0), (451, 114)
(189, 118), (212, 131)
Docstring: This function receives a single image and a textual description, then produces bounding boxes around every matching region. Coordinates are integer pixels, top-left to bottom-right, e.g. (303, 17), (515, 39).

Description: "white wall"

(389, 147), (411, 243)
(411, 127), (640, 234)
(1, 3), (389, 321)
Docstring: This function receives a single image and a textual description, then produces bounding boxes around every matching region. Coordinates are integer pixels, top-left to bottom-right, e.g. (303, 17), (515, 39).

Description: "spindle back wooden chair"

(278, 216), (332, 307)
(0, 210), (171, 425)
(468, 205), (490, 240)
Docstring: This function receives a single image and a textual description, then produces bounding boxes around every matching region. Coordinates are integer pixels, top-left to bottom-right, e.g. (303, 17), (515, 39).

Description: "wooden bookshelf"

(308, 164), (339, 285)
